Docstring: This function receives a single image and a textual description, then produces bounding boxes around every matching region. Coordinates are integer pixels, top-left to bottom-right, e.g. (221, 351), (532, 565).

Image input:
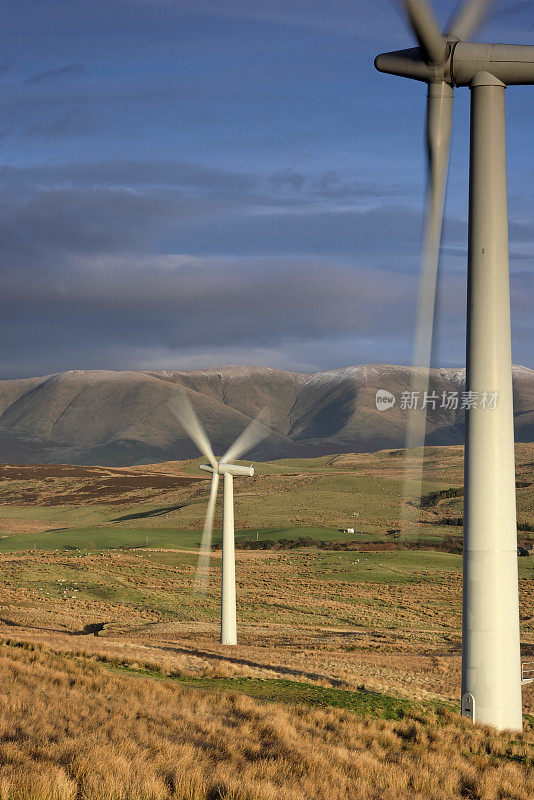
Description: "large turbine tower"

(169, 389), (268, 645)
(375, 0), (533, 730)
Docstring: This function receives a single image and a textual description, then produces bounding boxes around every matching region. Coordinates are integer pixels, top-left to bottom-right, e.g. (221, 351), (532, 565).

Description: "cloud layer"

(0, 0), (532, 378)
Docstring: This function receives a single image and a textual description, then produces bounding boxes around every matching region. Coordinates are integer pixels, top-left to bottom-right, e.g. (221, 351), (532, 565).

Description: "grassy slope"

(0, 445), (531, 542)
(106, 661), (434, 720)
(0, 640), (531, 800)
(0, 445), (531, 799)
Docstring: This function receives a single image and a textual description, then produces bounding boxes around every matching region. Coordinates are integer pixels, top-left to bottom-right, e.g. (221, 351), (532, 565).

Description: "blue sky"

(0, 0), (532, 378)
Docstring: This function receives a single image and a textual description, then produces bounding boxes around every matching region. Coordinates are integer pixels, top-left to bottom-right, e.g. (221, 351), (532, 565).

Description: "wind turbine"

(168, 389), (268, 645)
(375, 0), (532, 730)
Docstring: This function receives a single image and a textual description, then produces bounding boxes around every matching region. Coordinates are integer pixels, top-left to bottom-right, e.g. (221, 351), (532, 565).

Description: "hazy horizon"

(2, 360), (534, 384)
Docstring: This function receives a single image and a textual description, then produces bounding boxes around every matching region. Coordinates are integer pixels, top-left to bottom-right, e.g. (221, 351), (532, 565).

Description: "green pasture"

(183, 455), (344, 475)
(234, 526), (379, 544)
(174, 457), (446, 534)
(0, 524), (357, 553)
(0, 522), (454, 555)
(1, 541), (532, 630)
(0, 522), (532, 583)
(310, 550), (462, 583)
(5, 454), (525, 540)
(0, 526), (201, 553)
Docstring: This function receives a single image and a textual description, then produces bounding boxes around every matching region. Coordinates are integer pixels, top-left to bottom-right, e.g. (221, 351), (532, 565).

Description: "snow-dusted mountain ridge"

(0, 364), (531, 465)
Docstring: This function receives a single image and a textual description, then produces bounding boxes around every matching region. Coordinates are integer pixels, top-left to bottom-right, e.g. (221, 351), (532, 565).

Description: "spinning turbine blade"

(402, 80), (453, 532)
(220, 409), (270, 465)
(194, 471), (220, 594)
(446, 0), (494, 42)
(413, 81), (453, 376)
(401, 0), (445, 64)
(168, 388), (217, 469)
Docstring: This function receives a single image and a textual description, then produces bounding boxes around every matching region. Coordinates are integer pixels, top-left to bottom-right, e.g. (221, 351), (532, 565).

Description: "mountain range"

(0, 364), (532, 466)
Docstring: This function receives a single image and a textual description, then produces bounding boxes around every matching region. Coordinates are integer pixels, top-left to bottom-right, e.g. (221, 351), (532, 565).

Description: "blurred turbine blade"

(194, 471), (219, 594)
(220, 409), (270, 465)
(401, 0), (445, 64)
(402, 81), (453, 535)
(168, 388), (217, 469)
(413, 81), (453, 378)
(446, 0), (494, 42)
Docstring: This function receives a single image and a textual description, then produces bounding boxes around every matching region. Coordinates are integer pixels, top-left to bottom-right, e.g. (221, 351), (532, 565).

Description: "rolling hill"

(0, 364), (532, 466)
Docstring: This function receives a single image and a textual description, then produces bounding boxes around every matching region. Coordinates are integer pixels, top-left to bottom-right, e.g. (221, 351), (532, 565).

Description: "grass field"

(0, 445), (532, 798)
(1, 445), (532, 541)
(0, 640), (532, 800)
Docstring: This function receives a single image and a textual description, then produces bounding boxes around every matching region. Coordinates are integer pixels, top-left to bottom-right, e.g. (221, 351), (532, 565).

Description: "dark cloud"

(0, 254), (413, 324)
(271, 168), (306, 191)
(9, 247), (530, 379)
(0, 156), (429, 377)
(0, 161), (257, 192)
(158, 204), (442, 259)
(0, 190), (179, 263)
(25, 63), (85, 85)
(271, 168), (405, 200)
(0, 156), (531, 377)
(0, 253), (421, 378)
(0, 1), (531, 382)
(26, 109), (92, 139)
(0, 160), (428, 262)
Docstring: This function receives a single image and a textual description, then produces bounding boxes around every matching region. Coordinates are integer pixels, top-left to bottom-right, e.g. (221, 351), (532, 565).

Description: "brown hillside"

(0, 364), (531, 466)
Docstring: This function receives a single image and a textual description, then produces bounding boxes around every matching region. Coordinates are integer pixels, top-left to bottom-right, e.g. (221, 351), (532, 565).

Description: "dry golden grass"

(0, 448), (531, 797)
(331, 443), (534, 483)
(0, 518), (65, 535)
(0, 640), (532, 800)
(0, 547), (532, 716)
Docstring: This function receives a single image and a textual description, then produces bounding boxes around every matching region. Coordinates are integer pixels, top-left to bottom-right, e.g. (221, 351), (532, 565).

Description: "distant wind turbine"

(168, 389), (268, 645)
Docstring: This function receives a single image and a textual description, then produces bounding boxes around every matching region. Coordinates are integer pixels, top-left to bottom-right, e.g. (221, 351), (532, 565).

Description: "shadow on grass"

(111, 504), (187, 522)
(160, 643), (346, 687)
(0, 618), (113, 638)
(39, 527), (71, 533)
(0, 618), (67, 635)
(71, 622), (108, 637)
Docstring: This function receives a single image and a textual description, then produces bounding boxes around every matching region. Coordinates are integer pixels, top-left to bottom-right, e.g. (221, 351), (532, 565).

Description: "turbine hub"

(200, 462), (254, 477)
(374, 45), (454, 84)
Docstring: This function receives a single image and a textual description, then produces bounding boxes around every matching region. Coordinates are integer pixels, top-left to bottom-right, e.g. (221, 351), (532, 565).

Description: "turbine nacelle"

(199, 462), (255, 477)
(375, 42), (534, 86)
(453, 43), (534, 86)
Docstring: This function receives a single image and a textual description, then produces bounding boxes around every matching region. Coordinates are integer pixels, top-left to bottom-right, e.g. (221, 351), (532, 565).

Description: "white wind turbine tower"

(169, 390), (268, 646)
(375, 0), (533, 730)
